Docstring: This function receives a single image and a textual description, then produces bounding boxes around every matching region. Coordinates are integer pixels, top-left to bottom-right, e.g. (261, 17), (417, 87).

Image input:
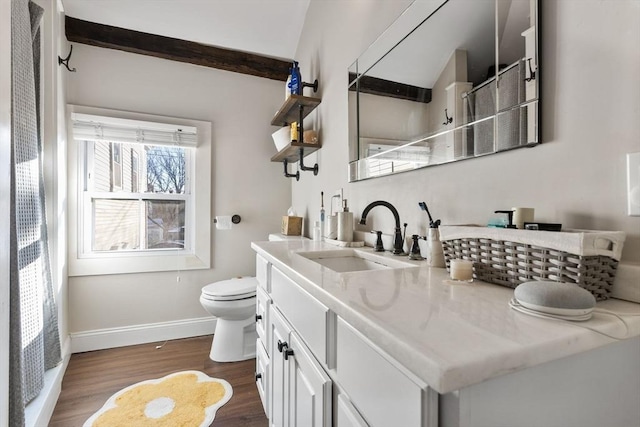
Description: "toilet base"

(210, 316), (257, 362)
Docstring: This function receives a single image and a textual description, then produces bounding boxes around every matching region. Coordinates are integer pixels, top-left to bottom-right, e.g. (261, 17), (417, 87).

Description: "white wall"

(66, 45), (291, 335)
(292, 0), (640, 265)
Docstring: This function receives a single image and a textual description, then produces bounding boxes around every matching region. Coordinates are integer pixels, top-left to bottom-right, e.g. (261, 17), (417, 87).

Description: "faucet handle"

(409, 234), (425, 260)
(371, 230), (384, 252)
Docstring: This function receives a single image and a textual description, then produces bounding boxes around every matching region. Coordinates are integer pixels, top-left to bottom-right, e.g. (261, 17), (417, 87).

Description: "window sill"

(69, 251), (210, 276)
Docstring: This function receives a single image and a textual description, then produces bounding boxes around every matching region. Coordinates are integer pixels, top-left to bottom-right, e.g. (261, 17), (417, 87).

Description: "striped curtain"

(10, 0), (62, 425)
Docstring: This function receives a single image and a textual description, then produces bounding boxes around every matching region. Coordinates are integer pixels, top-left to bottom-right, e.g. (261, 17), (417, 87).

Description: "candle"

(449, 259), (473, 282)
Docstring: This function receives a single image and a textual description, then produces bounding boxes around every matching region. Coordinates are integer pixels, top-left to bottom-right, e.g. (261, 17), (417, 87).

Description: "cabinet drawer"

(256, 286), (270, 353)
(255, 339), (270, 418)
(336, 317), (426, 427)
(256, 254), (270, 292)
(271, 266), (329, 364)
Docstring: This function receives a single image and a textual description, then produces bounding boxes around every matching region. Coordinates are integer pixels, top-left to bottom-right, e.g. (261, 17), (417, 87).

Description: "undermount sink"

(297, 249), (415, 273)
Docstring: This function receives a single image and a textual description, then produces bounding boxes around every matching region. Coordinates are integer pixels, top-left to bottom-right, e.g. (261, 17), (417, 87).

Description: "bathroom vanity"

(252, 239), (640, 427)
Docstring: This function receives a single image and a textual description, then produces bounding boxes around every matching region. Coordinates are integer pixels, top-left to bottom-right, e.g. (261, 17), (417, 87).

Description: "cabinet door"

(269, 307), (292, 427)
(336, 317), (437, 427)
(287, 331), (332, 427)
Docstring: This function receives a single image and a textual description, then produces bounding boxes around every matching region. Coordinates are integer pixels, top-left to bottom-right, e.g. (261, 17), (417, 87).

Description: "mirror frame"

(348, 0), (540, 182)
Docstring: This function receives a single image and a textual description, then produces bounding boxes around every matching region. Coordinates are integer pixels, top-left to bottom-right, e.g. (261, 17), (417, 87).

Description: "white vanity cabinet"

(257, 256), (332, 427)
(254, 252), (438, 427)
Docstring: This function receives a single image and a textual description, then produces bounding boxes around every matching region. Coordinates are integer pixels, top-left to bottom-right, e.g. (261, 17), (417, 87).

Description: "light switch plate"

(627, 152), (640, 216)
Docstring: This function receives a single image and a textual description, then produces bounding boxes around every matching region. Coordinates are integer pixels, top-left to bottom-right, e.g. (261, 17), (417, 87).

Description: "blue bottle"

(289, 61), (302, 95)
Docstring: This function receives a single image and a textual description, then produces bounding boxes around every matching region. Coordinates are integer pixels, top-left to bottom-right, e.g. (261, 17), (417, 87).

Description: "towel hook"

(442, 108), (453, 126)
(58, 45), (76, 72)
(524, 58), (536, 82)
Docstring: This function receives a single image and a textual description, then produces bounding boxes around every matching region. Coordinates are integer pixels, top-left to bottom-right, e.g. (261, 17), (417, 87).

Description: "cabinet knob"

(255, 373), (262, 381)
(277, 340), (288, 353)
(284, 348), (294, 361)
(255, 314), (262, 322)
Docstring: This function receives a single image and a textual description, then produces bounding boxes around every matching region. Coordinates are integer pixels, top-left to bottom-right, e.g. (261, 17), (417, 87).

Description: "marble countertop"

(252, 239), (640, 394)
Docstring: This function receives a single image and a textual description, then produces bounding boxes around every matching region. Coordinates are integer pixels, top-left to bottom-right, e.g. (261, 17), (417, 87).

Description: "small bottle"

(313, 221), (322, 241)
(290, 61), (301, 95)
(427, 227), (446, 268)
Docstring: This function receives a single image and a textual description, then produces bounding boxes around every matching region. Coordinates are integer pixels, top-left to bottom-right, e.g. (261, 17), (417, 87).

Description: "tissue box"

(281, 216), (302, 236)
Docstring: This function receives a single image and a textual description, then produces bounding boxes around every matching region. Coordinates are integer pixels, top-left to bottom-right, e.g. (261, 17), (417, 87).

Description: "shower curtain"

(10, 0), (62, 425)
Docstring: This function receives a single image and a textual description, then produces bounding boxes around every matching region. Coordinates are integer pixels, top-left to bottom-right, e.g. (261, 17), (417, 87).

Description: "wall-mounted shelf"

(271, 141), (322, 163)
(270, 85), (321, 180)
(271, 94), (321, 127)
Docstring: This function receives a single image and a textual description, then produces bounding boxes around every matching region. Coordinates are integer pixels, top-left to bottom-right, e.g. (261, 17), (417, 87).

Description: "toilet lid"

(202, 277), (257, 300)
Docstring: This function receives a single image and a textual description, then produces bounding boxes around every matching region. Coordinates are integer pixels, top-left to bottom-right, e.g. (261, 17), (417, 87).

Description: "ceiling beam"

(348, 72), (432, 104)
(65, 16), (292, 81)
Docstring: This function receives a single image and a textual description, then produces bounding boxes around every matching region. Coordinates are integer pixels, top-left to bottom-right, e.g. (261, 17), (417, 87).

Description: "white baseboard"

(70, 317), (217, 354)
(25, 337), (71, 427)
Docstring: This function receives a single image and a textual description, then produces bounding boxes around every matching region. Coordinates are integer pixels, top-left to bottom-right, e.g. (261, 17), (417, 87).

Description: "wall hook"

(442, 108), (453, 126)
(524, 58), (536, 82)
(58, 45), (76, 72)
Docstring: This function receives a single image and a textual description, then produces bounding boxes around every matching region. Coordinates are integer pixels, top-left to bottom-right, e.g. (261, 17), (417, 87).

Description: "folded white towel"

(439, 225), (625, 261)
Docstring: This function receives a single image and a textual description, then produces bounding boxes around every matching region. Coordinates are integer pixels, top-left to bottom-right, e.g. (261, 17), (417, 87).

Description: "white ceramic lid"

(202, 277), (257, 299)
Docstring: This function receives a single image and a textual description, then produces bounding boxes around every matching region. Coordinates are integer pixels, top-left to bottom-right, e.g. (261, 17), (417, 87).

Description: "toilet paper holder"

(214, 215), (242, 224)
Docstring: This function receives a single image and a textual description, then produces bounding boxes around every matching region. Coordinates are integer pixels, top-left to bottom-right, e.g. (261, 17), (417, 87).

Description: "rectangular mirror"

(348, 0), (539, 181)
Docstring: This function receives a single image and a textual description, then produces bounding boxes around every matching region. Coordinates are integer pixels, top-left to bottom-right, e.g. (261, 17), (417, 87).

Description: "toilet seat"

(201, 277), (257, 301)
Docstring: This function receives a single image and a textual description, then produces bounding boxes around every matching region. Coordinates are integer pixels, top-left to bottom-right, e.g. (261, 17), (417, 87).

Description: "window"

(67, 106), (211, 276)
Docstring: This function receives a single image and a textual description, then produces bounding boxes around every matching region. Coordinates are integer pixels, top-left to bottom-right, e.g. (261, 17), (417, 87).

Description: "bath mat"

(83, 370), (232, 427)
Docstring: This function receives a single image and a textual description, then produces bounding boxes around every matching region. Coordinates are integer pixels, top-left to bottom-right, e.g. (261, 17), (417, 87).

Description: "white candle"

(450, 259), (473, 282)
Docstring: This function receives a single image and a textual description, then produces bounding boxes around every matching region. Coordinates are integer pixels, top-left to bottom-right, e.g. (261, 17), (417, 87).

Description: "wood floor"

(49, 335), (268, 427)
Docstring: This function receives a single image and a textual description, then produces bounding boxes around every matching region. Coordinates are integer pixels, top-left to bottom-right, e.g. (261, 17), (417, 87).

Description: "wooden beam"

(348, 72), (432, 104)
(65, 16), (291, 81)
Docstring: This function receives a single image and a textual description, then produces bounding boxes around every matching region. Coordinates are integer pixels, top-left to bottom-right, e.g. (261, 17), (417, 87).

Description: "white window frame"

(67, 105), (211, 276)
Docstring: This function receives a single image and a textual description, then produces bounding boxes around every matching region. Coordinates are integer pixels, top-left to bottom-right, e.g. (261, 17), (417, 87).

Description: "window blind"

(71, 113), (198, 147)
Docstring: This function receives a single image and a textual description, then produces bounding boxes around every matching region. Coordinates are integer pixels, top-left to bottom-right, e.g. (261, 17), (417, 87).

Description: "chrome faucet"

(359, 201), (405, 255)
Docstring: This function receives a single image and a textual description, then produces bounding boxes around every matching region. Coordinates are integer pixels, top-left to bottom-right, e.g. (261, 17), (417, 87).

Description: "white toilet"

(200, 276), (258, 362)
(200, 234), (306, 362)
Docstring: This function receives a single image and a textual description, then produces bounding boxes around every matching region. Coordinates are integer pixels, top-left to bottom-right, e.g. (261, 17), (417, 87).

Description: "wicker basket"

(439, 226), (625, 300)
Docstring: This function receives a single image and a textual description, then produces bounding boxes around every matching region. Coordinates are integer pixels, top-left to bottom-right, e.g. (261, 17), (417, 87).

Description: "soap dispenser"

(337, 199), (354, 242)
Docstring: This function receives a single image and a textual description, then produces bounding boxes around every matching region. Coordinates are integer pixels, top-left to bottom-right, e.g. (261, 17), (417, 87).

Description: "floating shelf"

(271, 94), (321, 126)
(271, 141), (322, 163)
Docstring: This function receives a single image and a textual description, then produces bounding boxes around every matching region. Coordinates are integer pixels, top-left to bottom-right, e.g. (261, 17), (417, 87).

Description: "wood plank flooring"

(49, 335), (268, 427)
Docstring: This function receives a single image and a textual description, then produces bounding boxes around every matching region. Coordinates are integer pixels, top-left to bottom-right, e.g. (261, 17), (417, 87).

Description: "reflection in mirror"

(348, 0), (539, 182)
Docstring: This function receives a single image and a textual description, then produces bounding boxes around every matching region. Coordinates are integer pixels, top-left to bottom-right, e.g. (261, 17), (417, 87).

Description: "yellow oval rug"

(83, 370), (233, 427)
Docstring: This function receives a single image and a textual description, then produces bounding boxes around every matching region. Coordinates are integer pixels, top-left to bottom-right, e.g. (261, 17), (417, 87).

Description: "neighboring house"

(91, 141), (185, 251)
